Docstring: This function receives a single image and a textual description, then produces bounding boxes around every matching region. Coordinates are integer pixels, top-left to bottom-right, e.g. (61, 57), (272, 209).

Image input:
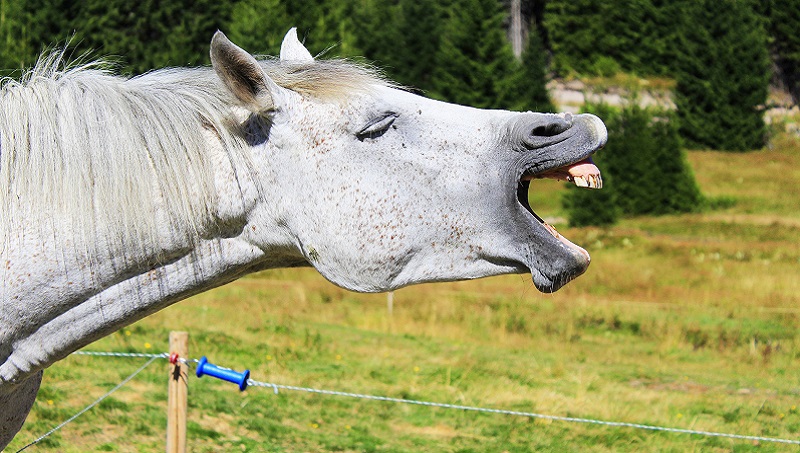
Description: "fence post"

(167, 331), (188, 453)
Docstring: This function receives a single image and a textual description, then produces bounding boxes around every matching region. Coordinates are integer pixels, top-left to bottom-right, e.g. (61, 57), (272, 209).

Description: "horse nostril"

(515, 113), (574, 150)
(532, 124), (562, 137)
(531, 115), (572, 137)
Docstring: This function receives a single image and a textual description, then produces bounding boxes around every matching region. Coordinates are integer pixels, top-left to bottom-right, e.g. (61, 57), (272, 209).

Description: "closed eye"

(356, 112), (398, 141)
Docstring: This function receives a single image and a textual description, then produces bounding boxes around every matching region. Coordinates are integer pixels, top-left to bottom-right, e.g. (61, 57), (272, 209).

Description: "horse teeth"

(594, 174), (603, 189)
(572, 174), (603, 189)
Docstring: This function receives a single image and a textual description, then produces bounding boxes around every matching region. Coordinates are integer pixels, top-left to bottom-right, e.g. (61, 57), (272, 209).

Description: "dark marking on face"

(307, 246), (320, 262)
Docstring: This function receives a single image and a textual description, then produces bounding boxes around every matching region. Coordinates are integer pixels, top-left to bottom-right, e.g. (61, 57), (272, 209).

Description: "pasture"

(6, 130), (800, 452)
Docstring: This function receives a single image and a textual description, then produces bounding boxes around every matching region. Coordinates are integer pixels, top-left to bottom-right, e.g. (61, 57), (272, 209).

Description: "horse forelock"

(0, 51), (385, 259)
(257, 57), (393, 100)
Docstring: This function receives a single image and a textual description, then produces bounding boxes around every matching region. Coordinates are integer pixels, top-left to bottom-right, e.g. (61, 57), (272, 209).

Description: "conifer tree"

(390, 0), (444, 90)
(351, 0), (399, 66)
(544, 0), (674, 76)
(1, 0), (79, 72)
(77, 0), (234, 73)
(606, 106), (702, 215)
(352, 0), (445, 91)
(430, 0), (519, 109)
(6, 0), (233, 74)
(228, 0), (293, 56)
(0, 0), (31, 76)
(673, 0), (770, 151)
(542, 0), (601, 75)
(502, 25), (554, 113)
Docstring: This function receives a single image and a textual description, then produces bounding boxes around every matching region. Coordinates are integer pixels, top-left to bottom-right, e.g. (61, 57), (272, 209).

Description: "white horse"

(0, 29), (605, 447)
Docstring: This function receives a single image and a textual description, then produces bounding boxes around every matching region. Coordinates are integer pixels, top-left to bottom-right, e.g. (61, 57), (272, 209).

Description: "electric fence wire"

(14, 356), (160, 453)
(17, 350), (800, 450)
(246, 378), (800, 446)
(72, 350), (199, 366)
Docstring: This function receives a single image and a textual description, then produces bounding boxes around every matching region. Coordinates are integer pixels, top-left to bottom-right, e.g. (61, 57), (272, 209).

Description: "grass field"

(6, 131), (800, 452)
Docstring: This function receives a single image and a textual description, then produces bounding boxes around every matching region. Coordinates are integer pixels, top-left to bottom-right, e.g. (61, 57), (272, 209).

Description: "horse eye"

(357, 112), (398, 141)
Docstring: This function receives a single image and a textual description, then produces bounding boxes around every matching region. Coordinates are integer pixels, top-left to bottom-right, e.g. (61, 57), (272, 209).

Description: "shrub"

(565, 103), (703, 226)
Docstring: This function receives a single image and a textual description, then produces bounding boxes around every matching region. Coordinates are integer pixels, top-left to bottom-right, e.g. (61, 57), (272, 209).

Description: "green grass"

(6, 131), (800, 452)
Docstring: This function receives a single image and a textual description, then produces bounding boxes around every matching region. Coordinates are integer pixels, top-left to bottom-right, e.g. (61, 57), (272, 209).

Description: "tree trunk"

(510, 0), (523, 59)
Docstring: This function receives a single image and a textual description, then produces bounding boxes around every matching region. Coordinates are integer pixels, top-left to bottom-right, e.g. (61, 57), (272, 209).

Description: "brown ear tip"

(210, 31), (231, 51)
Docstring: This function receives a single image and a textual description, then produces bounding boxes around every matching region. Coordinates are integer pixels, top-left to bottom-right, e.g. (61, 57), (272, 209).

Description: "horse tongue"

(567, 158), (603, 189)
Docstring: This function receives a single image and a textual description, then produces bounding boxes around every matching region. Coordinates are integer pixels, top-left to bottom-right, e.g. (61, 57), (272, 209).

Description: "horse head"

(211, 29), (607, 293)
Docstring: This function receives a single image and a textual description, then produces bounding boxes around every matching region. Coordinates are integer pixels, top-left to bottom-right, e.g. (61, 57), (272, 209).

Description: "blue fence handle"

(195, 356), (250, 391)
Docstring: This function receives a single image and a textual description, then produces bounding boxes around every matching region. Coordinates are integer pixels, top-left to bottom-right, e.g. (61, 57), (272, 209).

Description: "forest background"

(1, 0), (797, 225)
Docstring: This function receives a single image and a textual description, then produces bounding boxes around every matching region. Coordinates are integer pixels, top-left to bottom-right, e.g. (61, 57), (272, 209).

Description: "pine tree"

(430, 0), (519, 109)
(502, 25), (554, 113)
(228, 0), (293, 56)
(391, 0), (444, 90)
(648, 114), (704, 214)
(544, 0), (674, 77)
(1, 1), (233, 75)
(0, 0), (31, 76)
(543, 0), (600, 75)
(673, 0), (770, 151)
(351, 0), (445, 91)
(5, 0), (79, 71)
(0, 1), (236, 75)
(352, 0), (405, 81)
(607, 106), (702, 215)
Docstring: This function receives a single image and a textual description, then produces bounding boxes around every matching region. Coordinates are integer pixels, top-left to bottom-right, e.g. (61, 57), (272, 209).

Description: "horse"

(0, 29), (606, 447)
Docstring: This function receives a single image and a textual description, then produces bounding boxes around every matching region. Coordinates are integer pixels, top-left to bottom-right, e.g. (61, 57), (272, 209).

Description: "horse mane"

(0, 49), (386, 258)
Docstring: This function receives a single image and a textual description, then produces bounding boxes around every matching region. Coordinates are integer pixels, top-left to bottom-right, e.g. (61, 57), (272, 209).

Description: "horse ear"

(210, 31), (282, 113)
(280, 28), (314, 62)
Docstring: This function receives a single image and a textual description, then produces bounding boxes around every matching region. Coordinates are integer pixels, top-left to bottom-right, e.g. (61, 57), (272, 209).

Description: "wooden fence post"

(167, 331), (188, 453)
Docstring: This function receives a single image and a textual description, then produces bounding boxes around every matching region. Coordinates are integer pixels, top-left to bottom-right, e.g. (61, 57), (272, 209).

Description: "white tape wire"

(72, 350), (198, 365)
(245, 380), (800, 446)
(72, 351), (168, 359)
(22, 350), (797, 449)
(15, 356), (160, 452)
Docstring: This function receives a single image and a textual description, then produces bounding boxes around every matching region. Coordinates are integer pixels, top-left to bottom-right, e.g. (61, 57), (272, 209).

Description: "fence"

(15, 331), (800, 452)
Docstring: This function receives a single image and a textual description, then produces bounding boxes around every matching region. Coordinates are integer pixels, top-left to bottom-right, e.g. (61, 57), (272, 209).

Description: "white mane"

(0, 50), (385, 258)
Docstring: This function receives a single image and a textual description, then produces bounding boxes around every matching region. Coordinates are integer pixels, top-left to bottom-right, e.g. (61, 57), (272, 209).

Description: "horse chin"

(528, 243), (591, 293)
(515, 182), (593, 293)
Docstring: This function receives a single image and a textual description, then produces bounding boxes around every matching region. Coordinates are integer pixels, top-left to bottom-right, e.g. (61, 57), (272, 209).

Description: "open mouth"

(517, 157), (603, 255)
